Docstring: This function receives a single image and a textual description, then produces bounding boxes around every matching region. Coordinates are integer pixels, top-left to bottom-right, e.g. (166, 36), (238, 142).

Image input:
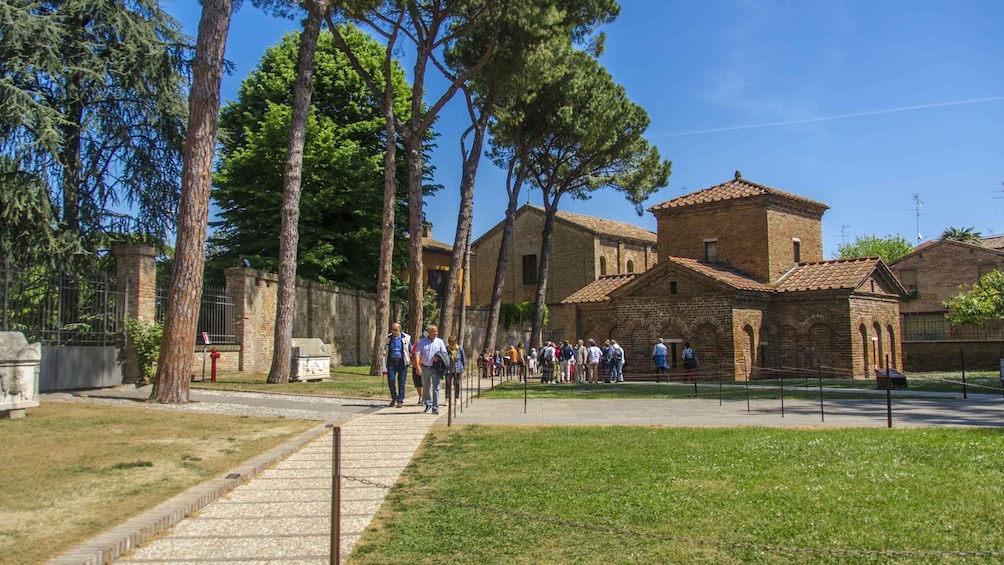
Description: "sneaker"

(432, 409), (439, 415)
(424, 406), (431, 414)
(388, 399), (396, 407)
(396, 401), (403, 408)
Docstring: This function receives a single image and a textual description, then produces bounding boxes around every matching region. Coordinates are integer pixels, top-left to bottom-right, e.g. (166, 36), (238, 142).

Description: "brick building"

(888, 238), (1004, 370)
(398, 223), (469, 306)
(563, 171), (908, 380)
(469, 204), (657, 335)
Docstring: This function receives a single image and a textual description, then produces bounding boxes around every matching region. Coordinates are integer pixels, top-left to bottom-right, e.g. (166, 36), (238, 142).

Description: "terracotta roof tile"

(981, 235), (1004, 250)
(422, 237), (453, 253)
(775, 257), (880, 292)
(534, 205), (656, 243)
(648, 173), (828, 212)
(664, 257), (775, 292)
(562, 274), (637, 304)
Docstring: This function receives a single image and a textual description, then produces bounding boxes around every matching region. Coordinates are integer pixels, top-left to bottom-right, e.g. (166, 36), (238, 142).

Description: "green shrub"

(124, 318), (163, 385)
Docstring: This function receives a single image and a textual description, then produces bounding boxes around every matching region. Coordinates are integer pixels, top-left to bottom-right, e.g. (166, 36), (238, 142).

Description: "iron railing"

(901, 312), (1004, 342)
(155, 283), (236, 345)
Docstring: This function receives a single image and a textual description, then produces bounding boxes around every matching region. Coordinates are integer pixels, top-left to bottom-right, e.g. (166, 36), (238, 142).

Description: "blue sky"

(165, 0), (1004, 258)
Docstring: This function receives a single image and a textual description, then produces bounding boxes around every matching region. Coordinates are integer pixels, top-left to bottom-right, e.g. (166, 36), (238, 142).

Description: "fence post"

(330, 425), (341, 565)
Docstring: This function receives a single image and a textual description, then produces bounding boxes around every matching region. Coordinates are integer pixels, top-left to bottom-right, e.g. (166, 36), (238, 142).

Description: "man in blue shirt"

(384, 322), (412, 408)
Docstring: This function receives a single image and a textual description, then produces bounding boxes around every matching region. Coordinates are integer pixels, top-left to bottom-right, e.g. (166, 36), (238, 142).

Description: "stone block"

(290, 338), (331, 381)
(0, 332), (41, 415)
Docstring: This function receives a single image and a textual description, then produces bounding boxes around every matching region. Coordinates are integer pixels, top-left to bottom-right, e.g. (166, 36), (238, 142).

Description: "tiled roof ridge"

(525, 204), (657, 242)
(648, 174), (828, 212)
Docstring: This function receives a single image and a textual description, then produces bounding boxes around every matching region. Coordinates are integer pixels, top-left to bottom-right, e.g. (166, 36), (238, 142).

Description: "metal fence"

(901, 312), (1004, 342)
(155, 283), (236, 345)
(2, 256), (236, 346)
(1, 259), (121, 345)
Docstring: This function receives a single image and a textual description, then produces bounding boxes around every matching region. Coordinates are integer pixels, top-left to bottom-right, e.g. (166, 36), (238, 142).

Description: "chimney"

(422, 222), (432, 239)
(735, 169), (742, 180)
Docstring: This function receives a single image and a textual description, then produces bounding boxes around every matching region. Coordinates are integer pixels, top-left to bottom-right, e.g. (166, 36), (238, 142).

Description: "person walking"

(682, 342), (699, 383)
(652, 337), (668, 382)
(414, 324), (448, 415)
(586, 339), (602, 384)
(384, 322), (412, 408)
(610, 339), (625, 383)
(411, 331), (424, 405)
(574, 341), (586, 385)
(446, 335), (466, 404)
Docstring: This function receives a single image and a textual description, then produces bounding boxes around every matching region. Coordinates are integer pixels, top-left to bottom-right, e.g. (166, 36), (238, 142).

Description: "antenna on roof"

(839, 224), (850, 246)
(993, 181), (1004, 200)
(910, 193), (925, 243)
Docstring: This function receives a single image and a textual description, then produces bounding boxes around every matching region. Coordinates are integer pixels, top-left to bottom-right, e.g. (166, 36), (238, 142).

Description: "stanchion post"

(780, 375), (785, 418)
(745, 373), (751, 413)
(960, 348), (967, 399)
(447, 373), (453, 427)
(523, 369), (528, 414)
(330, 426), (341, 565)
(818, 365), (825, 422)
(718, 371), (722, 406)
(885, 364), (892, 428)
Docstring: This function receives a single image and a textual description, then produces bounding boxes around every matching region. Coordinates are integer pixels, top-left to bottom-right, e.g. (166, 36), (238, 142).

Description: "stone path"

(116, 404), (436, 563)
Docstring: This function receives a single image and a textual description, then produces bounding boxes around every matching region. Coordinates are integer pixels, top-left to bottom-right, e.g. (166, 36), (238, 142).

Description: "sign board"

(202, 332), (211, 345)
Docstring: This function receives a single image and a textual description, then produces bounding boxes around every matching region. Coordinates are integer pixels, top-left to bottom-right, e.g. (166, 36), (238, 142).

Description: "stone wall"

(225, 268), (377, 371)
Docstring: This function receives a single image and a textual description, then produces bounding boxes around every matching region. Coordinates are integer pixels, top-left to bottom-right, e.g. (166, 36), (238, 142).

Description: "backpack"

(682, 348), (694, 361)
(541, 346), (554, 363)
(613, 347), (623, 362)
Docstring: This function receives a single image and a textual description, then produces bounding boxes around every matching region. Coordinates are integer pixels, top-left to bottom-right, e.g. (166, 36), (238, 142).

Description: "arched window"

(626, 260), (634, 273)
(600, 256), (607, 276)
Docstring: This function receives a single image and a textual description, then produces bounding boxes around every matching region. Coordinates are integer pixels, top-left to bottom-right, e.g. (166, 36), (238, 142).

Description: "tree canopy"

(0, 0), (191, 253)
(211, 25), (426, 291)
(836, 234), (914, 264)
(941, 226), (982, 245)
(945, 270), (1004, 326)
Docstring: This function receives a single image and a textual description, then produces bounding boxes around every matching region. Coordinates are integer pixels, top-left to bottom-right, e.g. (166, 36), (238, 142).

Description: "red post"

(210, 347), (220, 383)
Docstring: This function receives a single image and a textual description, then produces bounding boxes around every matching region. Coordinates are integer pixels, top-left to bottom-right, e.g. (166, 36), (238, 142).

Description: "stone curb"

(45, 422), (336, 565)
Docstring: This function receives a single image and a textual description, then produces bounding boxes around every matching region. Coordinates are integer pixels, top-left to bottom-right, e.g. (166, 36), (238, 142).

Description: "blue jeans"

(421, 365), (443, 410)
(387, 359), (407, 403)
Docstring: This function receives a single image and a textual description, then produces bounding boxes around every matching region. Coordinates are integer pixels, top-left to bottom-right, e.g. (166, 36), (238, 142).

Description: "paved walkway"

(45, 381), (1004, 564)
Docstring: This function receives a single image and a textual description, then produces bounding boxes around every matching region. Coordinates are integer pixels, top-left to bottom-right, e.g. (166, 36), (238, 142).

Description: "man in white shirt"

(413, 324), (447, 414)
(586, 339), (602, 384)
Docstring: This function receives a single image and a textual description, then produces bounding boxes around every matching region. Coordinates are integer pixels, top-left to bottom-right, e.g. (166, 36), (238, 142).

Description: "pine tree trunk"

(530, 197), (559, 350)
(152, 0), (232, 403)
(267, 0), (323, 384)
(483, 167), (523, 354)
(369, 98), (397, 375)
(405, 132), (425, 338)
(440, 99), (489, 340)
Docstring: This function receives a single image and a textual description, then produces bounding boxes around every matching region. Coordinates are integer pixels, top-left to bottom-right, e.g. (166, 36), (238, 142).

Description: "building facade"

(888, 238), (1004, 370)
(563, 172), (907, 380)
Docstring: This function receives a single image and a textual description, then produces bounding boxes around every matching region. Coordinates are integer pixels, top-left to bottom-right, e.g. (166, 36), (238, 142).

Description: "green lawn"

(0, 401), (316, 565)
(349, 426), (1004, 564)
(191, 365), (391, 398)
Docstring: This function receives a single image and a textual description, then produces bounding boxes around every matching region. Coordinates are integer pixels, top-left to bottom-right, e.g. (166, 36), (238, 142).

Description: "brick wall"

(903, 341), (1004, 371)
(890, 241), (1003, 314)
(654, 197), (824, 283)
(655, 201), (770, 281)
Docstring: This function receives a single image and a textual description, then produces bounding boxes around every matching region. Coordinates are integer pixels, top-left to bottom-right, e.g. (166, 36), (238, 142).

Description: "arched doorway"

(859, 325), (870, 375)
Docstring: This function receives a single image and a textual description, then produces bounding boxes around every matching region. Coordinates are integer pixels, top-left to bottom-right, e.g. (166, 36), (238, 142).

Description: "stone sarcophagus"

(1, 332), (41, 418)
(290, 338), (331, 381)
